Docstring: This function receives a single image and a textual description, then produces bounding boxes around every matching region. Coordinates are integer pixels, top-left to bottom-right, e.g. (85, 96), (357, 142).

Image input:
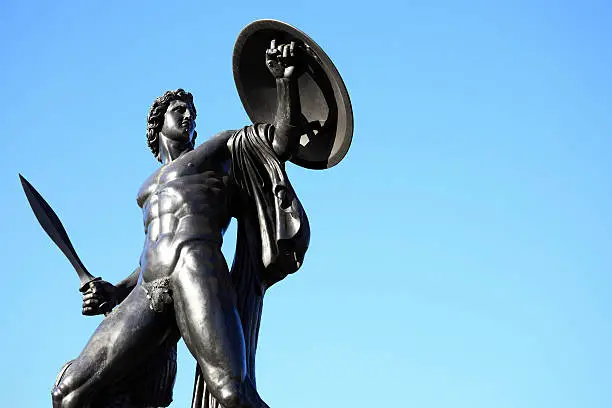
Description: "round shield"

(233, 20), (353, 169)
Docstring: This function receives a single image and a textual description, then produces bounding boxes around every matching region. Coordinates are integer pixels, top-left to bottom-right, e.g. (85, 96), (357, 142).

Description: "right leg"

(52, 285), (177, 408)
(171, 242), (267, 408)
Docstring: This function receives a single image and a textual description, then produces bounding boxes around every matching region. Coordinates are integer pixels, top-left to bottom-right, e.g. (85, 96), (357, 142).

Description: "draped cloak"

(191, 123), (310, 408)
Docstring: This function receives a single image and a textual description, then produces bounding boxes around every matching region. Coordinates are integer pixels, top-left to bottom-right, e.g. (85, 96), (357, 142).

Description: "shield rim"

(232, 19), (354, 169)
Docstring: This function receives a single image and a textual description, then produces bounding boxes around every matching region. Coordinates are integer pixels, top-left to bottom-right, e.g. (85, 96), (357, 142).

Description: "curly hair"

(146, 89), (197, 161)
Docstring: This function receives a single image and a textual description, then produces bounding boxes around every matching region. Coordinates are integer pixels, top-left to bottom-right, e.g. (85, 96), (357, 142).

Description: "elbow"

(272, 138), (293, 162)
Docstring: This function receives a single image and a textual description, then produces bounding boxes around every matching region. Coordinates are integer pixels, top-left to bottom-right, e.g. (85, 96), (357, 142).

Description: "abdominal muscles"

(139, 175), (229, 281)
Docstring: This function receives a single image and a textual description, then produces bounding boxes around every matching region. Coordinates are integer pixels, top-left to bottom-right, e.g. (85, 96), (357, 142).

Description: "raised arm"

(266, 40), (302, 161)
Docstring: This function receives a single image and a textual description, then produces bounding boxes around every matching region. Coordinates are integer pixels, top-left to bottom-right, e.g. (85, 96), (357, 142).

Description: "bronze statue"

(20, 20), (352, 408)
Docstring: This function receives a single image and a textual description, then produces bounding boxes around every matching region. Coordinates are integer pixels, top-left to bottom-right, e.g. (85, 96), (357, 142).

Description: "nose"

(184, 109), (192, 120)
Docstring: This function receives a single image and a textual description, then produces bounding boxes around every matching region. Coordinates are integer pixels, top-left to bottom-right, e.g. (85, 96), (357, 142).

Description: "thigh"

(172, 242), (247, 387)
(60, 285), (177, 396)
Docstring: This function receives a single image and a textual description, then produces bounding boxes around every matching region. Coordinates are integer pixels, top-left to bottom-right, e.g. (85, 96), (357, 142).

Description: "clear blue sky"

(1, 1), (611, 407)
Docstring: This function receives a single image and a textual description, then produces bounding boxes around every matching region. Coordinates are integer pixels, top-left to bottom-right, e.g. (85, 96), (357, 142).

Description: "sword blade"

(19, 174), (96, 291)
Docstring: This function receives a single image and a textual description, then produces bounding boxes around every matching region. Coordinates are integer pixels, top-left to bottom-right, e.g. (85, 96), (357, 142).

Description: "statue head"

(146, 89), (198, 162)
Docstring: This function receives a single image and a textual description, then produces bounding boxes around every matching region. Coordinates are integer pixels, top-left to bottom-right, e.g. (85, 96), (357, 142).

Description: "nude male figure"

(52, 40), (302, 408)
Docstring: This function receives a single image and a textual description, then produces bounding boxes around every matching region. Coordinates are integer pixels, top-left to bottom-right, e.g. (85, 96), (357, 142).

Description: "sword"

(19, 174), (110, 314)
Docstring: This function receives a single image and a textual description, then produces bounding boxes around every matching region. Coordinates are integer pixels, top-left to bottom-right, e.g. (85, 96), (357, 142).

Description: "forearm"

(115, 266), (141, 302)
(273, 77), (301, 160)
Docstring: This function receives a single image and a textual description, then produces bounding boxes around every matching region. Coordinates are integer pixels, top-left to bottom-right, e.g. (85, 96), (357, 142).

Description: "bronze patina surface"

(234, 19), (353, 169)
(21, 19), (352, 408)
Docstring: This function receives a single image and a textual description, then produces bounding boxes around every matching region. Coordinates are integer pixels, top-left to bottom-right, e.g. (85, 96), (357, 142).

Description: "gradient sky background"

(1, 1), (611, 407)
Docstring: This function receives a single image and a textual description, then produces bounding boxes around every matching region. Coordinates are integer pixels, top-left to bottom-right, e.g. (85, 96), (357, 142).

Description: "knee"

(51, 365), (80, 408)
(51, 385), (63, 406)
(214, 379), (244, 408)
(52, 383), (85, 408)
(52, 382), (76, 408)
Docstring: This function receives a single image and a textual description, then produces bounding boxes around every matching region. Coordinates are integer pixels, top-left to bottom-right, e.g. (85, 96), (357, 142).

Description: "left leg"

(171, 242), (267, 408)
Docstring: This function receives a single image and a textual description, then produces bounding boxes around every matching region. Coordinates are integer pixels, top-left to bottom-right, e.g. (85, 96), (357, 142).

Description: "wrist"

(113, 283), (128, 301)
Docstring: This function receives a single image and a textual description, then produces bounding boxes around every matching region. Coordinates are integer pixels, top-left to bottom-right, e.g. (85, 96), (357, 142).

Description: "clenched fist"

(81, 279), (118, 316)
(266, 39), (298, 79)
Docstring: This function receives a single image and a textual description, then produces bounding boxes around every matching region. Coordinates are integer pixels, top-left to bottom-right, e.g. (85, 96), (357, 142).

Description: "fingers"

(83, 282), (99, 295)
(83, 296), (100, 306)
(81, 298), (103, 315)
(82, 291), (103, 311)
(82, 292), (97, 302)
(267, 39), (296, 58)
(265, 39), (298, 79)
(81, 280), (112, 315)
(82, 303), (100, 315)
(267, 40), (278, 55)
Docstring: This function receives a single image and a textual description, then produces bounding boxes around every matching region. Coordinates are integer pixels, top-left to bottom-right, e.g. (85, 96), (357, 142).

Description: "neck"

(158, 134), (193, 164)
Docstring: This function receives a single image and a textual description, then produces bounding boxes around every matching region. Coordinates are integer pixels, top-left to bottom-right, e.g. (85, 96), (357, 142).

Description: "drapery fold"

(191, 124), (310, 408)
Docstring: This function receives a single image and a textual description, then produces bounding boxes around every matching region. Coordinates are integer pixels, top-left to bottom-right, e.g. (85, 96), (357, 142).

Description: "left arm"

(266, 40), (302, 161)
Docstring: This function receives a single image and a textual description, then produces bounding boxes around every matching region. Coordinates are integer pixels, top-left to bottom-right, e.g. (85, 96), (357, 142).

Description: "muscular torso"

(137, 132), (235, 282)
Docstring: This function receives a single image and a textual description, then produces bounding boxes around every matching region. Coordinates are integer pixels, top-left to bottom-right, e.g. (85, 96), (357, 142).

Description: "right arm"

(82, 267), (141, 316)
(114, 266), (141, 302)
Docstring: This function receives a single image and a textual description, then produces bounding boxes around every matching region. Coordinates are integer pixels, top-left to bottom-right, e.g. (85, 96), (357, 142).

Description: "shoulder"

(208, 129), (238, 150)
(181, 129), (238, 172)
(192, 129), (237, 157)
(211, 129), (238, 143)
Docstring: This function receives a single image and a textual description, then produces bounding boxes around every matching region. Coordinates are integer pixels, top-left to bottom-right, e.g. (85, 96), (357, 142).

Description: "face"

(161, 99), (195, 142)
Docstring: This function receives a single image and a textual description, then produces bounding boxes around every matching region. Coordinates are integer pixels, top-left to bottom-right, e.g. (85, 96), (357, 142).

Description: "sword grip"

(80, 277), (112, 316)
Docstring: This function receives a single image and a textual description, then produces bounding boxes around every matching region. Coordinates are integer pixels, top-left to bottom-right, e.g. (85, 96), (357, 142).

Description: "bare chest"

(142, 161), (229, 213)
